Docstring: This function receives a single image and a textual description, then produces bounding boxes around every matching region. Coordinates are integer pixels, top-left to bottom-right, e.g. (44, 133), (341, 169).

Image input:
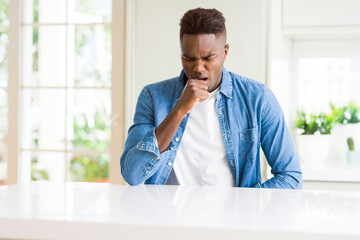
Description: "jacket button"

(175, 137), (179, 142)
(168, 162), (172, 166)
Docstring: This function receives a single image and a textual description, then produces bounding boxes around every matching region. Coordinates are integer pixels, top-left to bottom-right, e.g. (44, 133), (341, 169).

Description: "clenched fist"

(175, 79), (211, 116)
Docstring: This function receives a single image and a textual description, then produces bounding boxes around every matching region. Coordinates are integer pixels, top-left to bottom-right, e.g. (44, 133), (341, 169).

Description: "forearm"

(259, 87), (303, 189)
(121, 145), (160, 185)
(155, 78), (210, 153)
(121, 128), (162, 185)
(155, 105), (187, 153)
(120, 80), (209, 184)
(254, 171), (303, 189)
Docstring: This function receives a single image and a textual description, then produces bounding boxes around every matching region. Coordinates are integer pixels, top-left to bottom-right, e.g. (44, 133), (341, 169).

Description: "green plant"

(347, 137), (355, 151)
(347, 101), (360, 123)
(71, 110), (110, 151)
(70, 109), (110, 182)
(70, 155), (109, 182)
(31, 168), (49, 181)
(330, 101), (360, 124)
(0, 0), (9, 26)
(296, 110), (334, 135)
(31, 158), (49, 181)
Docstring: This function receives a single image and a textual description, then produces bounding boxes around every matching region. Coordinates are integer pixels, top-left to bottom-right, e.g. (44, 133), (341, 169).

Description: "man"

(120, 8), (302, 188)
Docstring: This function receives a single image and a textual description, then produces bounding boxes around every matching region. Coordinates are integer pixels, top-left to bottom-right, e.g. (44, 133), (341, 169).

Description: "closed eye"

(182, 55), (195, 62)
(203, 55), (216, 61)
(182, 54), (216, 62)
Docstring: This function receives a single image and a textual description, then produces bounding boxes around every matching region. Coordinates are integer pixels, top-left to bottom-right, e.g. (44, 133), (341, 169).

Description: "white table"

(0, 182), (360, 240)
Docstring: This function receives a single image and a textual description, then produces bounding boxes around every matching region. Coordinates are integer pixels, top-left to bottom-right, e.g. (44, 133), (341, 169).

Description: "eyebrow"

(182, 53), (216, 59)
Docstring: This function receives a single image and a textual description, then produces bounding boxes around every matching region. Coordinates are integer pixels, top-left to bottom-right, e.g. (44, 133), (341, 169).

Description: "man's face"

(180, 33), (229, 92)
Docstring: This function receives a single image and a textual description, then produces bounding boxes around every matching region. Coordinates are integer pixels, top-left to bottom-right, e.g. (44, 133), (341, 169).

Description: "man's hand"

(155, 79), (210, 153)
(174, 79), (211, 116)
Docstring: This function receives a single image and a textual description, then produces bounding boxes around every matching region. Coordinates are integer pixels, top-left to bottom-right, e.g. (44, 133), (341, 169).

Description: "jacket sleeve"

(120, 87), (163, 186)
(258, 87), (303, 189)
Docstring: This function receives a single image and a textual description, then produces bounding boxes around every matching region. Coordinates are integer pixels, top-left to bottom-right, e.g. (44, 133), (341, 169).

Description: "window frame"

(5, 0), (126, 184)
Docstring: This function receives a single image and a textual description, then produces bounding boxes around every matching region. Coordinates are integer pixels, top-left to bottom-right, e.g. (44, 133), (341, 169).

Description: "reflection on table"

(0, 182), (360, 240)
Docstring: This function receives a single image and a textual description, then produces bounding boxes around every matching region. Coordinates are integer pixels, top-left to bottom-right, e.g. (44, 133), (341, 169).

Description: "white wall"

(268, 0), (293, 123)
(125, 0), (267, 131)
(283, 0), (360, 27)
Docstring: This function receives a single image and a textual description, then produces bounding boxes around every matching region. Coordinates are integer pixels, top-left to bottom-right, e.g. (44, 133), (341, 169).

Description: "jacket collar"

(219, 68), (233, 99)
(175, 67), (233, 101)
(175, 70), (186, 101)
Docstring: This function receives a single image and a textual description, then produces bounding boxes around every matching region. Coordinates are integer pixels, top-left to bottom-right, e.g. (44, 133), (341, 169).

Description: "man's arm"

(120, 80), (209, 185)
(258, 87), (303, 189)
(155, 79), (210, 153)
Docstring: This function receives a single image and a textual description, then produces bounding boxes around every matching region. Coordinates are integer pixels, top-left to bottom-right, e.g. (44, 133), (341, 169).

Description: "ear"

(224, 44), (229, 60)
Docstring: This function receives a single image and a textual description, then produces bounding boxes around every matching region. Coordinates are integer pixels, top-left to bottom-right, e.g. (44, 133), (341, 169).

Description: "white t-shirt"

(172, 88), (235, 187)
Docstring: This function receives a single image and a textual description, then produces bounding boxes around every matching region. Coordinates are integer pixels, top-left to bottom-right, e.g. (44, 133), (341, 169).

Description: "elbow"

(294, 172), (303, 189)
(286, 171), (303, 189)
(269, 171), (303, 189)
(120, 156), (144, 186)
(122, 172), (143, 186)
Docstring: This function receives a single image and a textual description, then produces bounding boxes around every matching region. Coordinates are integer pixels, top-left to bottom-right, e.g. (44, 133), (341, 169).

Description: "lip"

(193, 76), (208, 80)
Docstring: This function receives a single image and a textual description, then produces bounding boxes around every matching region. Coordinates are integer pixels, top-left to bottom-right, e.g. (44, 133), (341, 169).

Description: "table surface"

(301, 160), (360, 182)
(1, 182), (360, 240)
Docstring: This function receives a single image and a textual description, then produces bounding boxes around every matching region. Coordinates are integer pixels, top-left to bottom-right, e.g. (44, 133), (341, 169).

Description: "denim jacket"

(120, 68), (302, 189)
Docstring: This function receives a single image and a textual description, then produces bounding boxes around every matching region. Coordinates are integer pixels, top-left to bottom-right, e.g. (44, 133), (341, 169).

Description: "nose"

(193, 59), (205, 73)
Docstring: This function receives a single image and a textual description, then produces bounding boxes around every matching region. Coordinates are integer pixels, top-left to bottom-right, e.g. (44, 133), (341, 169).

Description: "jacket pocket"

(240, 127), (258, 161)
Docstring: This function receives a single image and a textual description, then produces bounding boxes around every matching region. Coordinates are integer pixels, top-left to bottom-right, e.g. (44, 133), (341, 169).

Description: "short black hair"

(179, 8), (226, 40)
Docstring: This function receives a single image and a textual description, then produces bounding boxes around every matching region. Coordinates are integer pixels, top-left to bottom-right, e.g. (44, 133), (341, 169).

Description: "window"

(2, 0), (125, 184)
(0, 0), (9, 185)
(294, 40), (360, 112)
(297, 58), (360, 111)
(293, 40), (360, 180)
(19, 0), (112, 183)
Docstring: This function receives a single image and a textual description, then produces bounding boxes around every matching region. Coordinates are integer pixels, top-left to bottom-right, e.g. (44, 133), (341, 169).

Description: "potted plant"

(346, 137), (358, 165)
(295, 109), (334, 166)
(329, 101), (360, 163)
(330, 101), (359, 124)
